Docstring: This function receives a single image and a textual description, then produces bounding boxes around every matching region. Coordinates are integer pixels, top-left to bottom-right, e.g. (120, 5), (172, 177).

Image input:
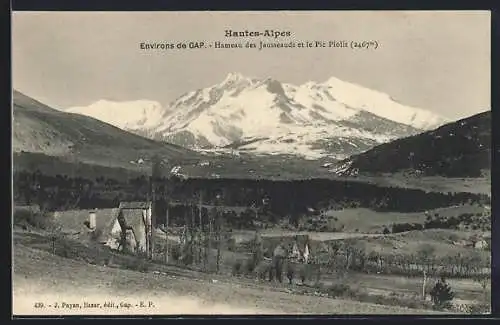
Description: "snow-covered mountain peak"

(67, 99), (167, 130)
(302, 81), (320, 89)
(223, 72), (245, 82)
(220, 72), (255, 88)
(319, 76), (448, 130)
(323, 76), (391, 104)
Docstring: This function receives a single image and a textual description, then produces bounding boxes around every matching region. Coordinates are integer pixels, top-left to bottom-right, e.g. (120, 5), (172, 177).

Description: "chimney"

(89, 210), (97, 229)
(144, 207), (152, 229)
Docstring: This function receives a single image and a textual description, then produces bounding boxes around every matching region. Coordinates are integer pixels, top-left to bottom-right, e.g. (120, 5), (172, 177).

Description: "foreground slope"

(13, 237), (443, 315)
(12, 90), (200, 171)
(333, 111), (491, 178)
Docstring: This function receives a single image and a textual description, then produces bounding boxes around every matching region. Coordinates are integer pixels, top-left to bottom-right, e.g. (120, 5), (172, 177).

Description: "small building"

(50, 201), (154, 256)
(269, 234), (311, 263)
(50, 208), (121, 245)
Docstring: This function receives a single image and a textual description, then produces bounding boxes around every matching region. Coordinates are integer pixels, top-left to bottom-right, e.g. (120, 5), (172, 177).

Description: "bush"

(170, 245), (182, 262)
(465, 303), (491, 314)
(14, 209), (53, 230)
(286, 263), (295, 284)
(298, 264), (311, 284)
(54, 237), (74, 258)
(245, 259), (257, 274)
(232, 260), (242, 276)
(327, 283), (355, 298)
(90, 228), (103, 241)
(364, 292), (432, 310)
(176, 245), (193, 265)
(391, 222), (424, 233)
(123, 257), (150, 273)
(254, 261), (270, 280)
(430, 277), (455, 309)
(226, 238), (236, 252)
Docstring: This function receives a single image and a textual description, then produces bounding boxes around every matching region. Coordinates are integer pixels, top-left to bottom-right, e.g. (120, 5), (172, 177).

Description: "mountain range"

(12, 89), (491, 192)
(66, 73), (448, 160)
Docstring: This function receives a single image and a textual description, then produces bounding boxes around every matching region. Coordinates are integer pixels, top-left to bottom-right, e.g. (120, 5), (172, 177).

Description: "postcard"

(12, 10), (491, 316)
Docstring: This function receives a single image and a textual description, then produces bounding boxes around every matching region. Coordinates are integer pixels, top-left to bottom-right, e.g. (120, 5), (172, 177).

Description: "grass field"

(365, 229), (490, 259)
(322, 205), (487, 233)
(13, 237), (449, 315)
(349, 173), (491, 196)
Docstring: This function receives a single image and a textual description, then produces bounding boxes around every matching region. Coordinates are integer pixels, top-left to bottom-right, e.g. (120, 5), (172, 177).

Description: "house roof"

(96, 209), (121, 238)
(52, 208), (120, 237)
(120, 209), (146, 229)
(119, 201), (151, 210)
(273, 244), (287, 258)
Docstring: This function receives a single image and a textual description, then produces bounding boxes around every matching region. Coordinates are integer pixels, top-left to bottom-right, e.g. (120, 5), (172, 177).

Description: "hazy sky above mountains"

(12, 11), (490, 120)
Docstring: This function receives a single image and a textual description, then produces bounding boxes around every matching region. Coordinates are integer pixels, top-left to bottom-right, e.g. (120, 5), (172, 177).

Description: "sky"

(12, 11), (490, 120)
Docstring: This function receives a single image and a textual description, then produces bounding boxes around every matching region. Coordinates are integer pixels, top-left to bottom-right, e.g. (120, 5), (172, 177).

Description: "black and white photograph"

(11, 10), (491, 315)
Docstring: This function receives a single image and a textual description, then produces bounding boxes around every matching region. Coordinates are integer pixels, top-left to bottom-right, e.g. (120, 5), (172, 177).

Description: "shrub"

(245, 259), (257, 274)
(253, 261), (270, 280)
(327, 283), (355, 298)
(430, 277), (455, 309)
(170, 245), (182, 262)
(226, 238), (236, 251)
(364, 292), (432, 310)
(232, 260), (242, 276)
(298, 264), (311, 284)
(90, 228), (103, 241)
(391, 222), (424, 233)
(180, 245), (194, 265)
(123, 257), (150, 273)
(466, 303), (491, 314)
(54, 237), (74, 258)
(14, 209), (53, 230)
(286, 263), (296, 284)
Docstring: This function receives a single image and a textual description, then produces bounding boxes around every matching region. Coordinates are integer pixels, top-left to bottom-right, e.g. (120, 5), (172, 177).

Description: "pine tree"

(430, 277), (455, 309)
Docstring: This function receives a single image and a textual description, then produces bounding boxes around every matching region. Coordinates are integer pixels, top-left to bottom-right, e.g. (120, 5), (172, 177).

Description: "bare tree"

(422, 270), (428, 300)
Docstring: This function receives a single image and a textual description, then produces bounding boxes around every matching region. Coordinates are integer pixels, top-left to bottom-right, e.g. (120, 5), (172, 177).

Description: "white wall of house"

(303, 244), (310, 263)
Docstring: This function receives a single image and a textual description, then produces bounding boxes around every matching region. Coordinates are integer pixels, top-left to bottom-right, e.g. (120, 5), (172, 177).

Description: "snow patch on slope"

(320, 76), (447, 130)
(67, 100), (168, 130)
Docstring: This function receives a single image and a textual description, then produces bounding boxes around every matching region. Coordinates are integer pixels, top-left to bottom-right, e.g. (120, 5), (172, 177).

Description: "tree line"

(310, 242), (490, 279)
(14, 170), (490, 217)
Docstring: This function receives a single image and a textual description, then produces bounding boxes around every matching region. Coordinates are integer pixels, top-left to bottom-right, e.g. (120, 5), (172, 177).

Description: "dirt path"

(13, 244), (443, 315)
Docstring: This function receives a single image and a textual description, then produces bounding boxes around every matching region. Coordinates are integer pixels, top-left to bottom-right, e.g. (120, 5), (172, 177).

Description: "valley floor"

(13, 240), (447, 316)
